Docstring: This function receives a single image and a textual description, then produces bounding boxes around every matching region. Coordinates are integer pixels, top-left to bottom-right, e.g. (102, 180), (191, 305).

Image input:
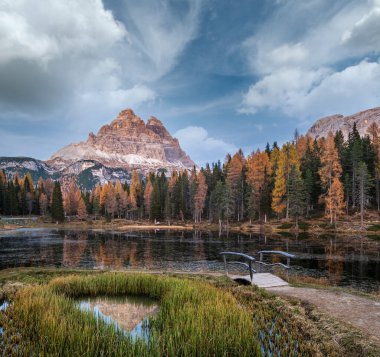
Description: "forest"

(0, 123), (379, 227)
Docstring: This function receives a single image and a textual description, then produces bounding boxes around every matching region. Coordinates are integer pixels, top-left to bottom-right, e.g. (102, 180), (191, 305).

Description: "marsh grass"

(1, 273), (258, 356)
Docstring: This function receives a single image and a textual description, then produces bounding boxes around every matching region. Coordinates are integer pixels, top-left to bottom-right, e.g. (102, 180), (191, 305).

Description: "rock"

(0, 108), (195, 188)
(47, 108), (195, 174)
(307, 107), (380, 139)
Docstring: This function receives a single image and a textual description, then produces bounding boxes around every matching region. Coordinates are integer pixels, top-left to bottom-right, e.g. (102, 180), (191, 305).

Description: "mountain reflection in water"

(0, 229), (379, 291)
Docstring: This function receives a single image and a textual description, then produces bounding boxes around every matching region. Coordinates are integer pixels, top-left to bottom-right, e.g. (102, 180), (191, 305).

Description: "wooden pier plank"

(228, 273), (289, 288)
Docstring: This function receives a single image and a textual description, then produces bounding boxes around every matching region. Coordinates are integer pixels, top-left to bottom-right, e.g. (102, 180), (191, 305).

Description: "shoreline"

(2, 217), (380, 235)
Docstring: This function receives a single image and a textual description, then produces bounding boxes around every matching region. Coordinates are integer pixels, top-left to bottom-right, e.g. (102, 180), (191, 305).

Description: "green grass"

(298, 221), (310, 231)
(0, 273), (258, 356)
(367, 224), (380, 231)
(1, 270), (379, 356)
(277, 222), (293, 229)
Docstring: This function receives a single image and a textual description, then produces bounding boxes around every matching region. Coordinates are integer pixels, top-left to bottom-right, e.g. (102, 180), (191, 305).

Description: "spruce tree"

(51, 182), (64, 223)
(288, 165), (307, 228)
(356, 162), (373, 228)
(150, 180), (161, 221)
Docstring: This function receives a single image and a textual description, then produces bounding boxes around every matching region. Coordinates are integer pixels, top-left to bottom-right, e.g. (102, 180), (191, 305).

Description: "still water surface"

(0, 228), (379, 291)
(78, 295), (158, 341)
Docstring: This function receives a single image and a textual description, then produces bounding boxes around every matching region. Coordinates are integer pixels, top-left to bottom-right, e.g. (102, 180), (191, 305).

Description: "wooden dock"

(228, 273), (289, 288)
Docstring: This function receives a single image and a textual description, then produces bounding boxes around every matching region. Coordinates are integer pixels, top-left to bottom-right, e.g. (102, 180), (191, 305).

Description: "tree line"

(0, 123), (379, 226)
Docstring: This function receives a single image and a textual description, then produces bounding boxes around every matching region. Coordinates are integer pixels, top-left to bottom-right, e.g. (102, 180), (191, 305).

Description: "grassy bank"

(1, 272), (257, 356)
(1, 270), (379, 356)
(4, 214), (380, 235)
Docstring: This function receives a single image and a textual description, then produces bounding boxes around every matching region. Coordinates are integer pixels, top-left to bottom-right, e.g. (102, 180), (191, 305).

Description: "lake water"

(78, 295), (158, 341)
(0, 228), (379, 291)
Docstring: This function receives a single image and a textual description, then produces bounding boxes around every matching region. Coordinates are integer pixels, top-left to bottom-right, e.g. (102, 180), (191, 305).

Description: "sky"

(1, 0), (380, 166)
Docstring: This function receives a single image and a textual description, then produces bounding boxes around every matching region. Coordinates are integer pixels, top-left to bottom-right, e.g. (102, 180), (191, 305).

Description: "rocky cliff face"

(307, 107), (380, 139)
(48, 109), (195, 173)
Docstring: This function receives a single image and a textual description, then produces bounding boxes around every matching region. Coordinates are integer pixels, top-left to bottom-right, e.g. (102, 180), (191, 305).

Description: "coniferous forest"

(1, 123), (379, 227)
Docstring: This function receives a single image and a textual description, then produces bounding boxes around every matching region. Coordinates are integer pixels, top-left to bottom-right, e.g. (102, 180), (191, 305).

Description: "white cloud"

(122, 0), (202, 79)
(174, 126), (237, 165)
(240, 68), (329, 115)
(0, 0), (202, 119)
(241, 60), (380, 119)
(0, 0), (126, 65)
(240, 0), (380, 119)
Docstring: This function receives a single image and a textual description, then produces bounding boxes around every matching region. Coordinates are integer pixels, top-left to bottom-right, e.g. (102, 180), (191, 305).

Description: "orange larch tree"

(194, 171), (208, 223)
(246, 150), (272, 220)
(319, 132), (345, 224)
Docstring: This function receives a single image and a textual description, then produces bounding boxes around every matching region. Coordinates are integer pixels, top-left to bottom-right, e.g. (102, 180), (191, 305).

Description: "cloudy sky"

(1, 0), (380, 165)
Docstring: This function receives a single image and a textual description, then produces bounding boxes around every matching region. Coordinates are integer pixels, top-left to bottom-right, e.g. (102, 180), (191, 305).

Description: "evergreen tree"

(288, 165), (307, 228)
(355, 162), (373, 228)
(51, 182), (64, 223)
(150, 179), (161, 220)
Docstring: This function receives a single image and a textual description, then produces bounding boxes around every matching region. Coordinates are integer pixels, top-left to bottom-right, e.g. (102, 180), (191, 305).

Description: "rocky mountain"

(0, 157), (57, 182)
(307, 107), (380, 139)
(0, 109), (194, 188)
(0, 157), (131, 190)
(47, 109), (195, 173)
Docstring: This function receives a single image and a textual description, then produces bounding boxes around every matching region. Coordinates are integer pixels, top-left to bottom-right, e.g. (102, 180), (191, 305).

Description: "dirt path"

(267, 286), (380, 345)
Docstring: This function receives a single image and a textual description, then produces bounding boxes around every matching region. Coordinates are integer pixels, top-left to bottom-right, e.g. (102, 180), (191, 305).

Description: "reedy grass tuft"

(1, 273), (257, 356)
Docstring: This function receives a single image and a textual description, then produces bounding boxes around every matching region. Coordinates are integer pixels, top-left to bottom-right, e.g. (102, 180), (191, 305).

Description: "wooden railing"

(220, 250), (296, 282)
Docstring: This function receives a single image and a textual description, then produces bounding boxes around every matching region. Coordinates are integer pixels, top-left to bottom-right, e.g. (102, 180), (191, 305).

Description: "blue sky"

(1, 0), (380, 166)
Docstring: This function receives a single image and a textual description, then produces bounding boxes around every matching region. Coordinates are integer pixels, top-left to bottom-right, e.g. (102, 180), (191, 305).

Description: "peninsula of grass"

(1, 270), (379, 356)
(1, 273), (258, 356)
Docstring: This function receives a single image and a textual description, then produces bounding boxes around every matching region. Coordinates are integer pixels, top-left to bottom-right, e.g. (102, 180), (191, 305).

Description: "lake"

(0, 228), (379, 291)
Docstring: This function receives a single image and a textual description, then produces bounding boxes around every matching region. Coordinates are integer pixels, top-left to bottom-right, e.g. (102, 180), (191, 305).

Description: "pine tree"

(300, 139), (322, 212)
(226, 152), (245, 221)
(194, 172), (208, 223)
(39, 193), (48, 216)
(150, 179), (161, 220)
(246, 150), (272, 221)
(51, 182), (64, 223)
(288, 165), (307, 228)
(144, 177), (153, 219)
(367, 122), (380, 210)
(355, 162), (373, 228)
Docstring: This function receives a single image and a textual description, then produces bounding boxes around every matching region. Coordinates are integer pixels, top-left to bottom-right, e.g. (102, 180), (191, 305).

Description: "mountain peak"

(147, 116), (164, 126)
(48, 109), (195, 174)
(307, 107), (380, 139)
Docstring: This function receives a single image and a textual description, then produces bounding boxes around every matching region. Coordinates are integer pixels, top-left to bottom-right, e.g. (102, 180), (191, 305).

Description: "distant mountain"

(307, 107), (380, 139)
(0, 109), (195, 187)
(47, 108), (195, 173)
(0, 157), (130, 189)
(0, 157), (57, 182)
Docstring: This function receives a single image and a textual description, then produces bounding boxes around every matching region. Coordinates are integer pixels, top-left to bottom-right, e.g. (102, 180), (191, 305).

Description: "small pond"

(77, 295), (158, 341)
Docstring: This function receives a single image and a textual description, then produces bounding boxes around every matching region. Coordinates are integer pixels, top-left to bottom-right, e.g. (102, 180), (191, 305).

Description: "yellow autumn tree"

(144, 178), (153, 218)
(271, 143), (299, 218)
(246, 150), (272, 220)
(325, 177), (345, 224)
(77, 197), (87, 220)
(226, 152), (245, 221)
(63, 177), (81, 216)
(319, 132), (344, 224)
(194, 171), (208, 223)
(100, 183), (110, 211)
(129, 170), (141, 217)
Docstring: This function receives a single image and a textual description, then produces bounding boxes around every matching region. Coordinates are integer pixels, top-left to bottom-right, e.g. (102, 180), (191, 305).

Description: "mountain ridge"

(307, 107), (380, 139)
(0, 109), (195, 187)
